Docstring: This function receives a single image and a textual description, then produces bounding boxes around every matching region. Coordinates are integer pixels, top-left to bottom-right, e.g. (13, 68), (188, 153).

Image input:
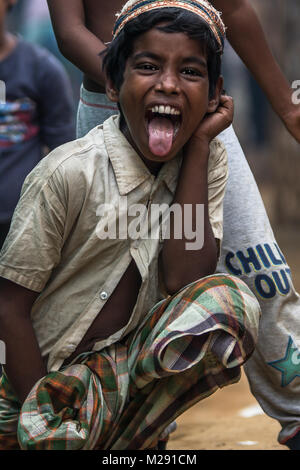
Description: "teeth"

(151, 105), (181, 116)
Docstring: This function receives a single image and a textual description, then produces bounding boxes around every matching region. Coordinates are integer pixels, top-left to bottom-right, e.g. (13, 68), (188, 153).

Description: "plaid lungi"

(0, 274), (260, 450)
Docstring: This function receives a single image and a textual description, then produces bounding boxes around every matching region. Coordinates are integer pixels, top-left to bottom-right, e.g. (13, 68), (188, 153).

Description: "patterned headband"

(113, 0), (226, 50)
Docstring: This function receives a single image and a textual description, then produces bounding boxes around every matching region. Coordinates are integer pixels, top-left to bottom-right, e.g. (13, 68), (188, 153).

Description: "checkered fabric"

(0, 274), (260, 450)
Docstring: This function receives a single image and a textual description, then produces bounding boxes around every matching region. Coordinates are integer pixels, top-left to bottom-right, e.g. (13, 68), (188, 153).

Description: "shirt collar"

(103, 115), (181, 196)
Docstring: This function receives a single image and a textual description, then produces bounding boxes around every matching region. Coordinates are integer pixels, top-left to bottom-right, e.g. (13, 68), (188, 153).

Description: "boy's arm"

(212, 0), (300, 143)
(47, 0), (107, 87)
(0, 278), (46, 404)
(0, 156), (69, 401)
(161, 95), (233, 295)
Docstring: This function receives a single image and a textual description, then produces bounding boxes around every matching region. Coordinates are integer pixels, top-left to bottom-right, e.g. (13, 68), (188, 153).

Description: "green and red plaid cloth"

(0, 274), (260, 450)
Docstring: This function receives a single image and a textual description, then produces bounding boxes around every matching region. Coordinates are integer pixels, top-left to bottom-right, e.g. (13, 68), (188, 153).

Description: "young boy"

(0, 0), (75, 249)
(0, 0), (260, 450)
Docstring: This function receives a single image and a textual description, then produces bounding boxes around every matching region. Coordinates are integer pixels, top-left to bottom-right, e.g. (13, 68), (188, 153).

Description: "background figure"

(7, 0), (82, 103)
(0, 0), (76, 251)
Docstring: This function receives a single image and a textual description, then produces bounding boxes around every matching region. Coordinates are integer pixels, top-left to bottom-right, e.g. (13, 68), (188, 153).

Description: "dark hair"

(102, 8), (222, 99)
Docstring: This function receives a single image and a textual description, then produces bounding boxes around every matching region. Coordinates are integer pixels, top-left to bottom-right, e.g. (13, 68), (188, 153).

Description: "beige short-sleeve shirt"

(0, 116), (228, 371)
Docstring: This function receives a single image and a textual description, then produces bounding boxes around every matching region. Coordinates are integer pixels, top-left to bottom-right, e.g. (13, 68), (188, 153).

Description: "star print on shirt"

(268, 336), (300, 387)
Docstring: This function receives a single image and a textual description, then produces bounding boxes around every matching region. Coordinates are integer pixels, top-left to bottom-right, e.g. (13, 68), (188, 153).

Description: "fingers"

(216, 94), (234, 129)
(219, 94), (234, 113)
(191, 95), (234, 143)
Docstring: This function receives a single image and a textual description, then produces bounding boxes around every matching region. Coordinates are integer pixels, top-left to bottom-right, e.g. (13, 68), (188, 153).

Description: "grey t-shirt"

(0, 38), (75, 223)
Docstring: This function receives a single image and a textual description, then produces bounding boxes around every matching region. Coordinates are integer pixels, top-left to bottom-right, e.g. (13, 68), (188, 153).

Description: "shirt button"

(100, 291), (108, 300)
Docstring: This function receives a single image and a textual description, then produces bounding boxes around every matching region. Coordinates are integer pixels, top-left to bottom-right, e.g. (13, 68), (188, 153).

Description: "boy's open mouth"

(146, 105), (182, 157)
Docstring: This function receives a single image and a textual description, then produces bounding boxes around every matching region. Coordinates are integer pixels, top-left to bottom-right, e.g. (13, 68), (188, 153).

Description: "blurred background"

(7, 0), (83, 121)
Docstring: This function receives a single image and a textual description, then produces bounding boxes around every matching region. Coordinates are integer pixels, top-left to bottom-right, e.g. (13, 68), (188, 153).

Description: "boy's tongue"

(148, 116), (174, 157)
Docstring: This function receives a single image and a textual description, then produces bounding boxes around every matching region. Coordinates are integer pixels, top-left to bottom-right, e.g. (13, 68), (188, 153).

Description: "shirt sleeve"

(0, 162), (67, 292)
(36, 51), (76, 150)
(207, 138), (228, 245)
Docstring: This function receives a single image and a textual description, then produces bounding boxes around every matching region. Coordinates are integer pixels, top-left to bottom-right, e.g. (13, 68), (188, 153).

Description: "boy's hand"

(191, 94), (234, 145)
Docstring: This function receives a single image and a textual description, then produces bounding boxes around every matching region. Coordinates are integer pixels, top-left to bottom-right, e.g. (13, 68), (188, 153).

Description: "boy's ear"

(106, 79), (119, 103)
(207, 76), (224, 113)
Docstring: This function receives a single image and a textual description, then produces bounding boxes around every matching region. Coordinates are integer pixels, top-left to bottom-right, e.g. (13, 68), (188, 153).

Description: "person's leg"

(17, 347), (129, 450)
(76, 85), (118, 138)
(217, 125), (300, 447)
(16, 274), (259, 450)
(107, 274), (260, 450)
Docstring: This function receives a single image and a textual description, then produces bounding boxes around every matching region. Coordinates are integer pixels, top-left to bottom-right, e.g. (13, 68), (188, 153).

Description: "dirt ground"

(169, 193), (300, 451)
(168, 372), (285, 450)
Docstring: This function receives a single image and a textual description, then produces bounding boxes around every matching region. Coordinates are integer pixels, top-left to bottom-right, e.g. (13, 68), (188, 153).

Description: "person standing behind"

(46, 0), (300, 143)
(0, 0), (76, 249)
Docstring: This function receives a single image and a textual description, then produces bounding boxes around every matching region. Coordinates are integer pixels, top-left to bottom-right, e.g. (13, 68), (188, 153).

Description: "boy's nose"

(155, 72), (180, 95)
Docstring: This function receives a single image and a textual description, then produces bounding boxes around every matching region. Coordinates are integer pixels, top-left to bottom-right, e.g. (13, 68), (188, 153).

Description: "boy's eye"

(181, 68), (202, 77)
(136, 63), (158, 72)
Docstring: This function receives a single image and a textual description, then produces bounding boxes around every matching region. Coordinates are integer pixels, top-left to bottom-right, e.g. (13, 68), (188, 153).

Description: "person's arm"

(0, 152), (69, 401)
(47, 0), (107, 87)
(212, 0), (300, 143)
(0, 278), (45, 404)
(161, 95), (233, 295)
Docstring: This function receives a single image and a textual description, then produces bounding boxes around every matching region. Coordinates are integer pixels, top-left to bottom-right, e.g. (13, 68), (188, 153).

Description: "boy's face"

(107, 26), (221, 170)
